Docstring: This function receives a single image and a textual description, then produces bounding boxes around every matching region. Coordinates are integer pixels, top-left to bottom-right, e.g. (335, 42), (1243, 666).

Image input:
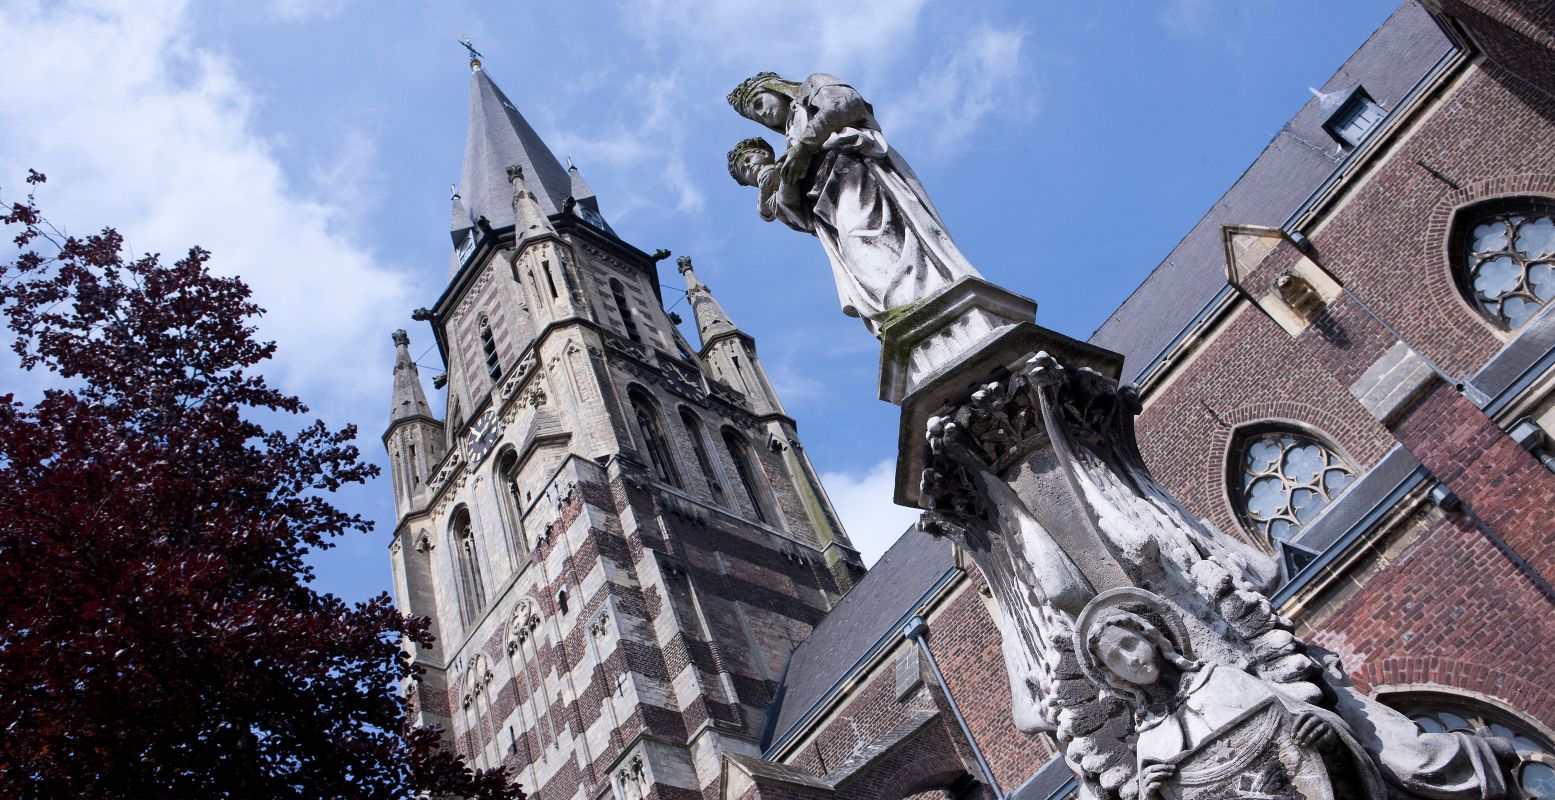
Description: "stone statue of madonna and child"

(726, 71), (981, 333)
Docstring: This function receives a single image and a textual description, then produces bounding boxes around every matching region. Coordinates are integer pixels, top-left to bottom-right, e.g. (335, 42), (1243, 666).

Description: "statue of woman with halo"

(727, 71), (982, 333)
(1074, 588), (1386, 800)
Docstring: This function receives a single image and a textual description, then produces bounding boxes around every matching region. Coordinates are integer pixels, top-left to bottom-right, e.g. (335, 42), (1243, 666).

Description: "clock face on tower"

(464, 410), (502, 470)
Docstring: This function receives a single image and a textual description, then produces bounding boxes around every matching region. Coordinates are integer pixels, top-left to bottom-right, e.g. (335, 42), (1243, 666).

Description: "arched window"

(460, 655), (495, 768)
(451, 509), (486, 626)
(629, 388), (680, 487)
(723, 429), (771, 524)
(1231, 428), (1355, 545)
(505, 602), (543, 763)
(1456, 199), (1555, 330)
(496, 449), (526, 562)
(680, 408), (727, 505)
(1382, 691), (1555, 799)
(611, 278), (642, 343)
(479, 316), (502, 381)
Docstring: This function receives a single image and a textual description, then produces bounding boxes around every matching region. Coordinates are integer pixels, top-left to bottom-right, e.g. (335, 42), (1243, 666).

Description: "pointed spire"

(566, 157), (595, 201)
(509, 164), (554, 239)
(390, 330), (434, 427)
(678, 256), (739, 344)
(449, 188), (471, 243)
(455, 68), (573, 234)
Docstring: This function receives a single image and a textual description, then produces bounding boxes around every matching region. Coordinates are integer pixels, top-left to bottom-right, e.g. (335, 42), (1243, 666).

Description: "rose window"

(1461, 204), (1555, 330)
(1397, 700), (1555, 799)
(1234, 431), (1355, 544)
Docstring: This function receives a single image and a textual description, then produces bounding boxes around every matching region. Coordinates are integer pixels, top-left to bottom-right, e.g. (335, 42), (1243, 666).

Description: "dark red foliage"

(0, 173), (521, 800)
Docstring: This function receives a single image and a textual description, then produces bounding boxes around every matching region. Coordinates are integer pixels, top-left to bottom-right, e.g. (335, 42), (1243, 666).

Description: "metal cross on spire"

(459, 35), (484, 71)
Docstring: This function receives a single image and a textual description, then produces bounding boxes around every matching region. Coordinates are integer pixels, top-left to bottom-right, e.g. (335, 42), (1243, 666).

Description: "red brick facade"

(734, 4), (1555, 800)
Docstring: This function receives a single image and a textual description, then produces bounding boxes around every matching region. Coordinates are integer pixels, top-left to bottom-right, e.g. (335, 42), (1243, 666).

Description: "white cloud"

(879, 24), (1036, 159)
(0, 0), (408, 421)
(819, 458), (920, 566)
(624, 0), (931, 83)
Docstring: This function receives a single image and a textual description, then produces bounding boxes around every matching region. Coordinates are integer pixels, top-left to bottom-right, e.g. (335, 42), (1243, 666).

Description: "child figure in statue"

(1074, 589), (1386, 800)
(728, 137), (808, 233)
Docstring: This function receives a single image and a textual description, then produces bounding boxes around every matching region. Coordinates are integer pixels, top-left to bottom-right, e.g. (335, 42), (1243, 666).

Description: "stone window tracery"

(460, 654), (495, 768)
(451, 509), (487, 627)
(1457, 201), (1555, 330)
(1231, 429), (1355, 545)
(629, 388), (680, 487)
(505, 603), (543, 764)
(1384, 692), (1555, 799)
(680, 408), (727, 506)
(723, 429), (772, 525)
(496, 450), (527, 562)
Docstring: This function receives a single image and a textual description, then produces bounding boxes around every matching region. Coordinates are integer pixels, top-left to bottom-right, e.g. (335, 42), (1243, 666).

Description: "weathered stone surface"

(1348, 341), (1440, 424)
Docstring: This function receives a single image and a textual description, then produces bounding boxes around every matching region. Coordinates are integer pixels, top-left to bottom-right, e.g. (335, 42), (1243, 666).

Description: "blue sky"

(0, 0), (1400, 604)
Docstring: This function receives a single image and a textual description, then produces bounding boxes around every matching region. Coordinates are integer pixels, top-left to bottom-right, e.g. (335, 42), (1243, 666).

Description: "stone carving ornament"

(918, 352), (1518, 800)
(724, 69), (1522, 800)
(726, 72), (981, 332)
(1075, 589), (1386, 800)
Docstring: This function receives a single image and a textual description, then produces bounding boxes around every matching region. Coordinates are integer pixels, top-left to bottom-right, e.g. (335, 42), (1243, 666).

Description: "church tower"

(385, 55), (865, 800)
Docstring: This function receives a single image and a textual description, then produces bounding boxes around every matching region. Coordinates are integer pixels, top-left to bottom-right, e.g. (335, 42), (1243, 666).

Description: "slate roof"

(457, 67), (574, 234)
(763, 525), (956, 750)
(1088, 2), (1455, 382)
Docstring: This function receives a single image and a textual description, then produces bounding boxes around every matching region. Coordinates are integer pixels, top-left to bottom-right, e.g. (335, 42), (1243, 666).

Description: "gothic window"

(496, 449), (526, 561)
(629, 388), (680, 487)
(723, 429), (771, 524)
(1457, 200), (1555, 330)
(451, 509), (487, 626)
(505, 603), (543, 763)
(1231, 428), (1355, 545)
(611, 278), (642, 343)
(480, 317), (502, 381)
(461, 655), (495, 768)
(1384, 692), (1555, 799)
(680, 408), (727, 506)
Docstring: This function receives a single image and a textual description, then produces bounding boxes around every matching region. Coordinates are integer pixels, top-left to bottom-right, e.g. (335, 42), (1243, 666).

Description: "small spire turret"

(389, 330), (434, 426)
(509, 164), (555, 239)
(678, 256), (739, 345)
(567, 157), (595, 201)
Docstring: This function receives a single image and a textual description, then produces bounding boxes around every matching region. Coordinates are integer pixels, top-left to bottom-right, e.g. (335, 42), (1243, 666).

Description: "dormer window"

(456, 231), (477, 266)
(1325, 88), (1383, 148)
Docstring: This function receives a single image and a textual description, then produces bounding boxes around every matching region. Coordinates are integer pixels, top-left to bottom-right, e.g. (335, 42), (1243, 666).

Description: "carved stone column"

(887, 298), (1516, 800)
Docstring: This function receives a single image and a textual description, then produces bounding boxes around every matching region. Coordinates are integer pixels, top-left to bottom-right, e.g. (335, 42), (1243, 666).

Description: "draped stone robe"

(767, 74), (981, 330)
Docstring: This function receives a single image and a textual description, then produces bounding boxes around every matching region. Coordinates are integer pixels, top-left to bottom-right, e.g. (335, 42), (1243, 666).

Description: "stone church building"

(384, 3), (1555, 800)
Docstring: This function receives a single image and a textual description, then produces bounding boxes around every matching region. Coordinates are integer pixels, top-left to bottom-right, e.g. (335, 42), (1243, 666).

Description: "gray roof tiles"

(457, 68), (574, 235)
(1089, 2), (1454, 381)
(764, 525), (955, 750)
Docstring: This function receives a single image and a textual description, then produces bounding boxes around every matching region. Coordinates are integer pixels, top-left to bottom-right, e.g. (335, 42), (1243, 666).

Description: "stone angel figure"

(727, 71), (981, 333)
(1074, 589), (1388, 800)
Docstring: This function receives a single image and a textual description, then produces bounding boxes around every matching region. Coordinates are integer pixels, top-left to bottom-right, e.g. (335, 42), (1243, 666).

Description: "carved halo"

(1072, 587), (1196, 689)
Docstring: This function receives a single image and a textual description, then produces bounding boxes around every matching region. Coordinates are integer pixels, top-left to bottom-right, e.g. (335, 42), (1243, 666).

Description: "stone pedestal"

(883, 304), (1518, 800)
(877, 276), (1039, 405)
